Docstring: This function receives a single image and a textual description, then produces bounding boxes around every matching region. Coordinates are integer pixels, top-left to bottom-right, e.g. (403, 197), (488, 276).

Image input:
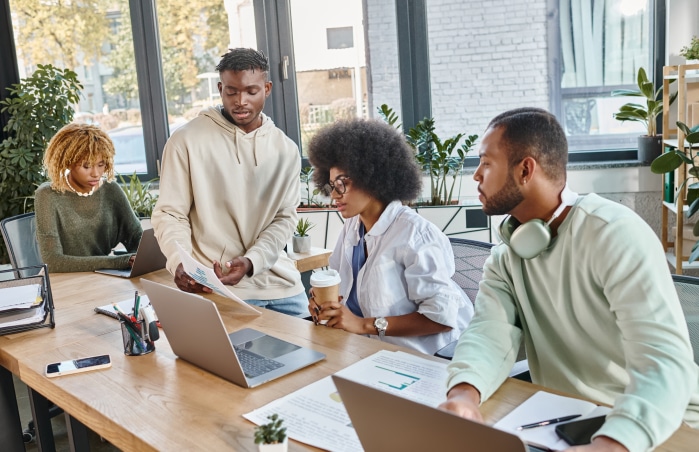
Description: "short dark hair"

(308, 119), (422, 205)
(487, 107), (568, 182)
(216, 48), (269, 80)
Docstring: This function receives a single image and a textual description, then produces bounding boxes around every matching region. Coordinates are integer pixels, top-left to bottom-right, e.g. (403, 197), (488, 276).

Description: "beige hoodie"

(152, 106), (303, 300)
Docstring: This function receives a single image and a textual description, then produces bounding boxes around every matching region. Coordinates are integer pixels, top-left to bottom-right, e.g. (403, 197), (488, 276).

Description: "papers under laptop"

(95, 228), (166, 278)
(332, 375), (552, 452)
(140, 279), (325, 388)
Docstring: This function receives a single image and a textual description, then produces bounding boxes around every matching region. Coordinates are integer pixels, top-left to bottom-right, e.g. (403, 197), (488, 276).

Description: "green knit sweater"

(34, 181), (143, 273)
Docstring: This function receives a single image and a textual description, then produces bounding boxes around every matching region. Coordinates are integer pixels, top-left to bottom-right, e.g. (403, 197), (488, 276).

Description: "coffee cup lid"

(310, 269), (341, 287)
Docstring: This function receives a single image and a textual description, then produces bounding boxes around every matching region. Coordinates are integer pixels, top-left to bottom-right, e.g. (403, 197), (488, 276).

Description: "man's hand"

(174, 263), (212, 293)
(563, 436), (628, 452)
(437, 383), (484, 422)
(213, 256), (252, 286)
(128, 255), (136, 267)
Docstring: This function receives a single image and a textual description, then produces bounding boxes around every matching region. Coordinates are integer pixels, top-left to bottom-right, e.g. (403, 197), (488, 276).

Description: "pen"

(134, 291), (141, 320)
(516, 414), (581, 430)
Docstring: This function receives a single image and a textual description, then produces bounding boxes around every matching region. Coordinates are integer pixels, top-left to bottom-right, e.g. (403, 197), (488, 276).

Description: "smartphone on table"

(555, 415), (607, 446)
(45, 354), (112, 377)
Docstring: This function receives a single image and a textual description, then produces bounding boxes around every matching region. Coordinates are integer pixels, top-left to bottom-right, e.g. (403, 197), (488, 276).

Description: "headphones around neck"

(497, 185), (579, 259)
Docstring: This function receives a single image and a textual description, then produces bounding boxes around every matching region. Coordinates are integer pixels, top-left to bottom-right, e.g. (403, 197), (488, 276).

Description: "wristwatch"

(374, 317), (388, 338)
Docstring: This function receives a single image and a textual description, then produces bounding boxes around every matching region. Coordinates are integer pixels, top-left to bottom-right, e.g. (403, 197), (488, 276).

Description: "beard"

(481, 172), (524, 216)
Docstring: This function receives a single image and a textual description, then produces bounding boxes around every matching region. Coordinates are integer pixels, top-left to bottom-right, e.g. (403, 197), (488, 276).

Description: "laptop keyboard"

(234, 346), (285, 378)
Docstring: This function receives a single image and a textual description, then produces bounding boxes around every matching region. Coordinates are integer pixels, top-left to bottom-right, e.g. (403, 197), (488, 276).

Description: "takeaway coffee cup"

(310, 269), (341, 324)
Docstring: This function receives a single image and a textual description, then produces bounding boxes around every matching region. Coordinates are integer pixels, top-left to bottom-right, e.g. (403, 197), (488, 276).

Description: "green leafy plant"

(680, 36), (699, 61)
(378, 104), (478, 206)
(0, 64), (83, 263)
(118, 172), (159, 218)
(295, 218), (315, 237)
(611, 67), (677, 137)
(253, 413), (287, 445)
(299, 166), (325, 207)
(650, 120), (699, 261)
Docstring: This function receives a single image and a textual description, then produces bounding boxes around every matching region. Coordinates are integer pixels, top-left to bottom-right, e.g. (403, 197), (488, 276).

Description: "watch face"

(375, 317), (388, 330)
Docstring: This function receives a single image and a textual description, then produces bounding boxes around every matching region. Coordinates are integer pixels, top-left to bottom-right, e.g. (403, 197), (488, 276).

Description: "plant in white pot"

(254, 413), (288, 452)
(680, 36), (699, 64)
(292, 218), (314, 253)
(611, 67), (677, 164)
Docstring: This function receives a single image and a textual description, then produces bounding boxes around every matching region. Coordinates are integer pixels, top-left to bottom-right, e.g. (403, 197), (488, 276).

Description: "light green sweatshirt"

(152, 107), (303, 301)
(447, 194), (699, 452)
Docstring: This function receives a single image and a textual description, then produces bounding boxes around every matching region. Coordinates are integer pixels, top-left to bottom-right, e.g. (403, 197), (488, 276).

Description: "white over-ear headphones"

(497, 185), (579, 259)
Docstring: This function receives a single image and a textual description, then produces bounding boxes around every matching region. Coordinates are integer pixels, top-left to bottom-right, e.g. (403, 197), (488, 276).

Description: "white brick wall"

(365, 0), (549, 139)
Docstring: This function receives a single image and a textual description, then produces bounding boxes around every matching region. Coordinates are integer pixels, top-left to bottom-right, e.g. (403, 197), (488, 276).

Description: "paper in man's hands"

(176, 242), (260, 315)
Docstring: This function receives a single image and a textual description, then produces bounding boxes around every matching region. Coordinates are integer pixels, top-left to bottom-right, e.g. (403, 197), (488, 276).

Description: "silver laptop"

(332, 375), (552, 452)
(140, 279), (325, 388)
(95, 228), (166, 278)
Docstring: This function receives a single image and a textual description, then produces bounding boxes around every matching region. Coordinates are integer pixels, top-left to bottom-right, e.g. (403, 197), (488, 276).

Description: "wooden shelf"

(663, 138), (699, 149)
(663, 201), (689, 214)
(665, 252), (699, 270)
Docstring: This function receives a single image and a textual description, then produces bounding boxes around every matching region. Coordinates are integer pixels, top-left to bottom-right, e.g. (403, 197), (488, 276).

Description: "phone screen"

(46, 355), (111, 375)
(555, 415), (607, 446)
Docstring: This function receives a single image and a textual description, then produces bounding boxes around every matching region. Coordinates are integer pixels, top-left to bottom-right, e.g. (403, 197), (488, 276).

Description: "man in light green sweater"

(439, 108), (699, 452)
(152, 48), (306, 316)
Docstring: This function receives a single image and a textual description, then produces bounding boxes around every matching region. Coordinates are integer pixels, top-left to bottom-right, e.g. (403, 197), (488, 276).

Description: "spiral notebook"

(94, 295), (153, 320)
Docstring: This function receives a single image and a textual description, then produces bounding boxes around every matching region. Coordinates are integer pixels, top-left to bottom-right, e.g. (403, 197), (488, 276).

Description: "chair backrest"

(449, 237), (494, 303)
(1, 212), (42, 278)
(672, 274), (699, 365)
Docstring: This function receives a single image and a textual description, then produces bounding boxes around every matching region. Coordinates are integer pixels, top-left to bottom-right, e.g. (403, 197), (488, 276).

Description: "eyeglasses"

(324, 175), (351, 195)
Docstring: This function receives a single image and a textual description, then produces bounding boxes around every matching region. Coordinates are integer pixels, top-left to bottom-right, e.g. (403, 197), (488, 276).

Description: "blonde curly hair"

(43, 123), (116, 192)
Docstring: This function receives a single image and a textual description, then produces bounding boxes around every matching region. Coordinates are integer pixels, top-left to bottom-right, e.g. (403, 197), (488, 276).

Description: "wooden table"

(4, 269), (699, 451)
(287, 246), (332, 273)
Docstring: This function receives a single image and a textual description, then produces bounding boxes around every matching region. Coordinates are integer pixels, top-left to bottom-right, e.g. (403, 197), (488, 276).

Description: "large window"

(558, 0), (652, 153)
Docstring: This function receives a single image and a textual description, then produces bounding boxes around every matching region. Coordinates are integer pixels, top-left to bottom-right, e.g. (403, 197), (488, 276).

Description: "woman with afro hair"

(34, 123), (142, 272)
(306, 118), (472, 354)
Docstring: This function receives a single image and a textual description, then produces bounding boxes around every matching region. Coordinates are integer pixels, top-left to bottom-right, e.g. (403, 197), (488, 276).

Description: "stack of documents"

(0, 284), (46, 328)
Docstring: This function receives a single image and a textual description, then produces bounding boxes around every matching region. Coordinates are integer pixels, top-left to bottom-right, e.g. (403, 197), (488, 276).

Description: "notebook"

(332, 375), (552, 452)
(140, 279), (325, 388)
(95, 228), (166, 278)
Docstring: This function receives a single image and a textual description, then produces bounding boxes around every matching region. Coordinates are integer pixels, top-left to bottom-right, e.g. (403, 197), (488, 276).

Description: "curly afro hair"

(307, 118), (422, 205)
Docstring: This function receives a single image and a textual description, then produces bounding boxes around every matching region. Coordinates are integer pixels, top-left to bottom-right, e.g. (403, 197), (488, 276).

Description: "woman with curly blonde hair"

(34, 123), (142, 272)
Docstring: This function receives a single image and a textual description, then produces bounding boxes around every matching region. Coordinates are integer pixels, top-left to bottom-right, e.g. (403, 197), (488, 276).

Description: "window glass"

(155, 0), (247, 133)
(560, 0), (651, 151)
(290, 0), (369, 154)
(9, 0), (147, 175)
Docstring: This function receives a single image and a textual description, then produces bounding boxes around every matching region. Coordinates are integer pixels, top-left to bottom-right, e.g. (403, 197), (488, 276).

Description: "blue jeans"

(245, 291), (308, 317)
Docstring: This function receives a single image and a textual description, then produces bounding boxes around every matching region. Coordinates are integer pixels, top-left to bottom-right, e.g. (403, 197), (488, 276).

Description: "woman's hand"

(318, 299), (369, 334)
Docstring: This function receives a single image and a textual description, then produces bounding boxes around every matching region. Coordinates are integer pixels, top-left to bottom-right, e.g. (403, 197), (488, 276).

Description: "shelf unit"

(661, 63), (699, 273)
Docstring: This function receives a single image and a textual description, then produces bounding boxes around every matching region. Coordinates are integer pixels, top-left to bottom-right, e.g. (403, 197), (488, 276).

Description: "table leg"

(0, 366), (24, 452)
(66, 412), (90, 452)
(28, 387), (56, 452)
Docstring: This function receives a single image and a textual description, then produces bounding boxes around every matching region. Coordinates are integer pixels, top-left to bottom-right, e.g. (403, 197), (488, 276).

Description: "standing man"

(152, 48), (306, 316)
(438, 108), (699, 451)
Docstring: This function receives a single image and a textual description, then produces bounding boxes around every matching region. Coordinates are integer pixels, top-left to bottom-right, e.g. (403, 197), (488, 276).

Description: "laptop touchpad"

(232, 335), (300, 359)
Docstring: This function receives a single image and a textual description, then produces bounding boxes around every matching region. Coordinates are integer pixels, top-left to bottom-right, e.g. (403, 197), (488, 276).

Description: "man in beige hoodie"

(152, 48), (306, 316)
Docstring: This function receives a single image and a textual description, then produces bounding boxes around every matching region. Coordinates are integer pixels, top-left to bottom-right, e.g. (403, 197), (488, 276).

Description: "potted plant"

(650, 120), (699, 262)
(680, 36), (699, 64)
(118, 171), (159, 224)
(0, 64), (83, 263)
(253, 413), (288, 452)
(378, 104), (478, 206)
(611, 67), (677, 164)
(299, 166), (327, 208)
(292, 218), (314, 253)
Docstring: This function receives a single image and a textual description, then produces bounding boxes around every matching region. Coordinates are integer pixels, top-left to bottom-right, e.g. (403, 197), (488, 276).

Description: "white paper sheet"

(0, 284), (42, 311)
(243, 350), (448, 451)
(176, 242), (260, 314)
(494, 390), (612, 450)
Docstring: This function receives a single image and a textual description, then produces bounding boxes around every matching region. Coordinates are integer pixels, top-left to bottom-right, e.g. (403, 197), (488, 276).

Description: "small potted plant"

(611, 67), (677, 163)
(680, 36), (699, 64)
(292, 218), (314, 253)
(254, 413), (288, 452)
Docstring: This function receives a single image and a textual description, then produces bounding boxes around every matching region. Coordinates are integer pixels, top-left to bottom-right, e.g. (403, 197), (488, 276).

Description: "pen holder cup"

(120, 320), (155, 356)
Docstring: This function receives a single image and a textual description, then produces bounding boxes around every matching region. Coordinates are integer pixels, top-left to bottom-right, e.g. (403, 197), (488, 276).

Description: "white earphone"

(497, 185), (579, 259)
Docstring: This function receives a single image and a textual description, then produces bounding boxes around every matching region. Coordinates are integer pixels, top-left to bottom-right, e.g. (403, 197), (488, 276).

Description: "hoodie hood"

(198, 106), (274, 165)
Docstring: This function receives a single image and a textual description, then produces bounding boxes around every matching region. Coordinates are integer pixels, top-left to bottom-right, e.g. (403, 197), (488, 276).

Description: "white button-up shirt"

(329, 201), (473, 355)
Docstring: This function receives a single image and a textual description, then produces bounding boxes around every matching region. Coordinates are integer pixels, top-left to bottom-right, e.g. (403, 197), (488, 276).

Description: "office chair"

(672, 274), (699, 365)
(0, 212), (63, 442)
(434, 238), (530, 381)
